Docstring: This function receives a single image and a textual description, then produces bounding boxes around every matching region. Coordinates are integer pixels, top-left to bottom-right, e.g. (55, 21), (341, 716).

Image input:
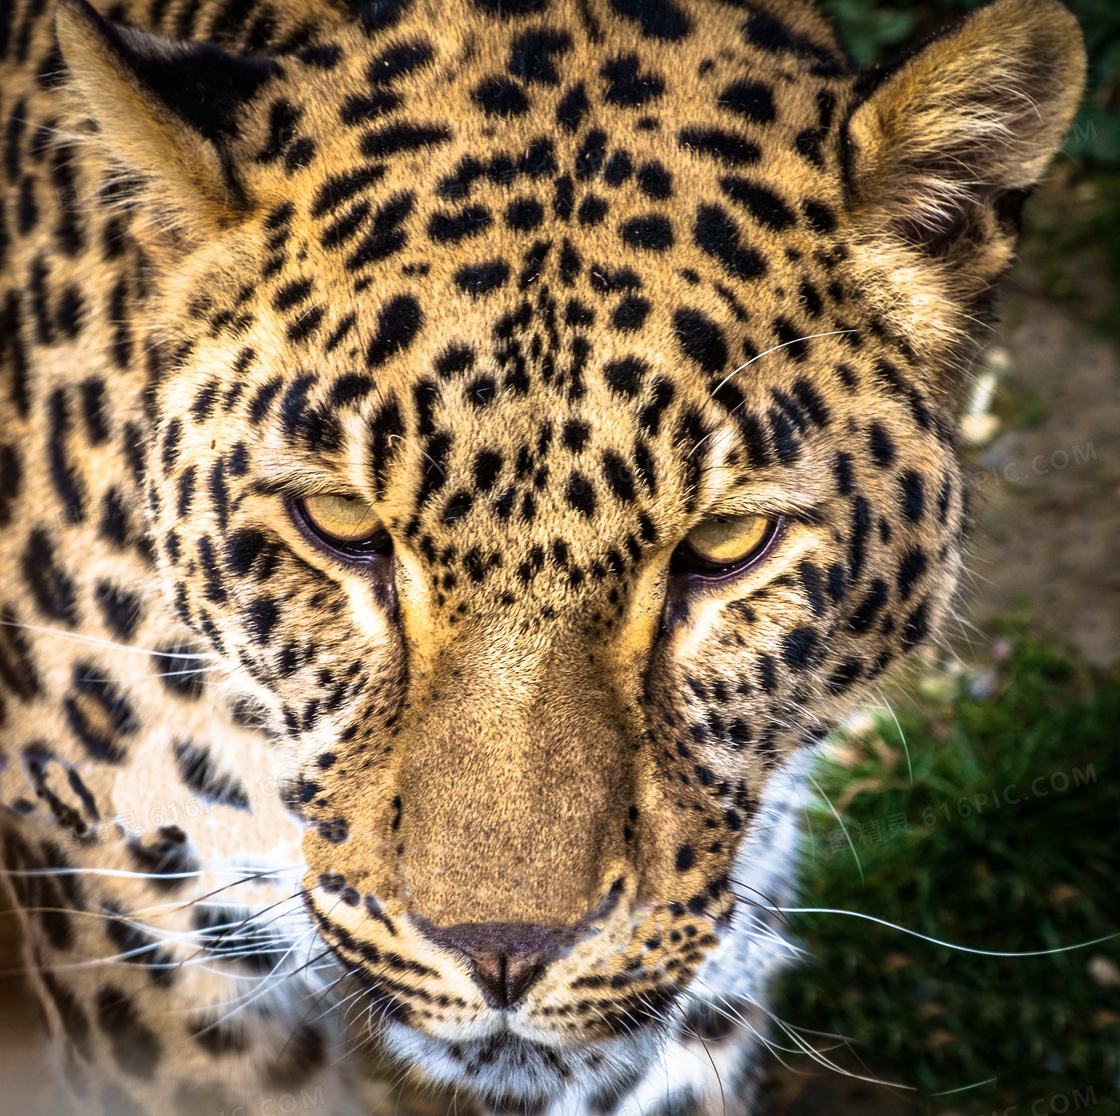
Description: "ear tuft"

(55, 0), (281, 238)
(846, 0), (1086, 261)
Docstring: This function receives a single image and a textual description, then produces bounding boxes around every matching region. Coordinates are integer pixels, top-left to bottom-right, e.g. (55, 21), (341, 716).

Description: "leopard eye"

(674, 514), (780, 576)
(295, 494), (391, 558)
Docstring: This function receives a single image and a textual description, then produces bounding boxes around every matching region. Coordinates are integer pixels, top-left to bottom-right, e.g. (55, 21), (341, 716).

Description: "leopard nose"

(425, 921), (573, 1009)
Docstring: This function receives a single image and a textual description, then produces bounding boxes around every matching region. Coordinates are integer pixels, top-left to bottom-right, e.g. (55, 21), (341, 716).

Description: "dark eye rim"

(287, 496), (393, 563)
(670, 515), (785, 581)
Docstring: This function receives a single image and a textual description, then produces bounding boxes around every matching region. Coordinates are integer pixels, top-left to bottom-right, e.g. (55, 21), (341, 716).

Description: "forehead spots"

(509, 29), (572, 84)
(602, 54), (664, 106)
(719, 80), (775, 125)
(367, 294), (423, 366)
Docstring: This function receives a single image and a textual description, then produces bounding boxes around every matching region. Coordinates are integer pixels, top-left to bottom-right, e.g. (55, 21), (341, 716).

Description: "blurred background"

(2, 2), (1118, 1114)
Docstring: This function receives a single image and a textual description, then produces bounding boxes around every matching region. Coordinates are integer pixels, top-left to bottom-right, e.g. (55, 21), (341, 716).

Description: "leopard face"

(3, 0), (1084, 1109)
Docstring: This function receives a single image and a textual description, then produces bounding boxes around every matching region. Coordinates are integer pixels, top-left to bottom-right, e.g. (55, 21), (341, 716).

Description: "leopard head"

(57, 0), (1084, 1105)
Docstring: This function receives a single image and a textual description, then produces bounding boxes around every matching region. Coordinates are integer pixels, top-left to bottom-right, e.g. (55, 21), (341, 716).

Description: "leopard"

(0, 0), (1086, 1113)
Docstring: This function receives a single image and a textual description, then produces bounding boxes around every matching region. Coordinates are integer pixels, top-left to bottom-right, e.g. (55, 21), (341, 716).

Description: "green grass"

(772, 636), (1120, 1112)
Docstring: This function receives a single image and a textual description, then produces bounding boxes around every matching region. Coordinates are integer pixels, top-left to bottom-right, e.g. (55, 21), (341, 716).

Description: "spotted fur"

(0, 1), (1085, 1113)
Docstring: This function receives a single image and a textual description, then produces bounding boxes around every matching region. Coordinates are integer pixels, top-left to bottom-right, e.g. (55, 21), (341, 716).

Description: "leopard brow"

(250, 473), (373, 501)
(703, 495), (823, 525)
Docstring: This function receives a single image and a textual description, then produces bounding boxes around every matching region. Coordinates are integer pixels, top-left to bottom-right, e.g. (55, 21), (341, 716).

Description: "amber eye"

(295, 494), (391, 558)
(674, 514), (780, 576)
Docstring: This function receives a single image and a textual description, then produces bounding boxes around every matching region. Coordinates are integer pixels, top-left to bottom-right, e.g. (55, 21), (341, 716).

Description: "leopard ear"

(845, 0), (1085, 276)
(55, 0), (280, 242)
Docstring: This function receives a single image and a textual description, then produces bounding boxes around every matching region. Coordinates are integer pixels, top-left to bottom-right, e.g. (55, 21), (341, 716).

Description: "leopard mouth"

(380, 1018), (666, 1112)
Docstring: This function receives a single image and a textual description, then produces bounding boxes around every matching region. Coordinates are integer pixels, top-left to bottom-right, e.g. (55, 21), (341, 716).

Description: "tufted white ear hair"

(55, 0), (280, 242)
(845, 0), (1085, 261)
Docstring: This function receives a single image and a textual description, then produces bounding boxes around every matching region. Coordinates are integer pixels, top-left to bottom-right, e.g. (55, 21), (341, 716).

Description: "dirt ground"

(2, 197), (1117, 1113)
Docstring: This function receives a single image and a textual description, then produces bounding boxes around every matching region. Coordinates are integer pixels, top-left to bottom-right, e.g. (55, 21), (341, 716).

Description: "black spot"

(428, 205), (492, 243)
(510, 29), (570, 84)
(566, 472), (595, 517)
(94, 582), (143, 641)
(848, 578), (888, 634)
(96, 987), (162, 1079)
(562, 419), (590, 452)
(720, 178), (795, 230)
(603, 150), (633, 185)
(695, 205), (765, 280)
(795, 127), (824, 167)
(367, 294), (423, 366)
(360, 123), (450, 159)
(602, 451), (635, 503)
(603, 356), (646, 397)
(799, 562), (826, 616)
(311, 165), (386, 216)
(284, 137), (316, 172)
(506, 198), (544, 233)
(23, 528), (78, 625)
(674, 309), (727, 375)
(556, 83), (588, 130)
(575, 129), (607, 180)
(153, 644), (207, 700)
(0, 445), (22, 528)
(773, 318), (809, 363)
(329, 373), (375, 407)
(473, 0), (547, 13)
(782, 627), (818, 670)
(454, 261), (510, 296)
(247, 597), (280, 642)
(577, 195), (609, 225)
(899, 471), (925, 521)
(610, 0), (689, 39)
(63, 664), (136, 764)
(636, 161), (672, 199)
(47, 389), (86, 522)
(612, 294), (650, 332)
(475, 77), (529, 116)
(902, 601), (929, 648)
(553, 173), (574, 220)
(273, 275), (312, 309)
(675, 845), (695, 871)
(601, 54), (663, 107)
(869, 423), (896, 467)
(847, 496), (872, 588)
(436, 345), (474, 377)
(472, 450), (503, 491)
(172, 740), (250, 809)
(678, 127), (759, 166)
(719, 80), (775, 124)
(833, 451), (853, 495)
(803, 200), (837, 233)
(356, 0), (414, 32)
(347, 191), (414, 269)
(621, 215), (673, 251)
(367, 40), (432, 85)
(443, 490), (474, 524)
(896, 547), (927, 602)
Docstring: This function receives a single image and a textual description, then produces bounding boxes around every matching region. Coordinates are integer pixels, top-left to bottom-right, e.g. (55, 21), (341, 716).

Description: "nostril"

(422, 920), (572, 1010)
